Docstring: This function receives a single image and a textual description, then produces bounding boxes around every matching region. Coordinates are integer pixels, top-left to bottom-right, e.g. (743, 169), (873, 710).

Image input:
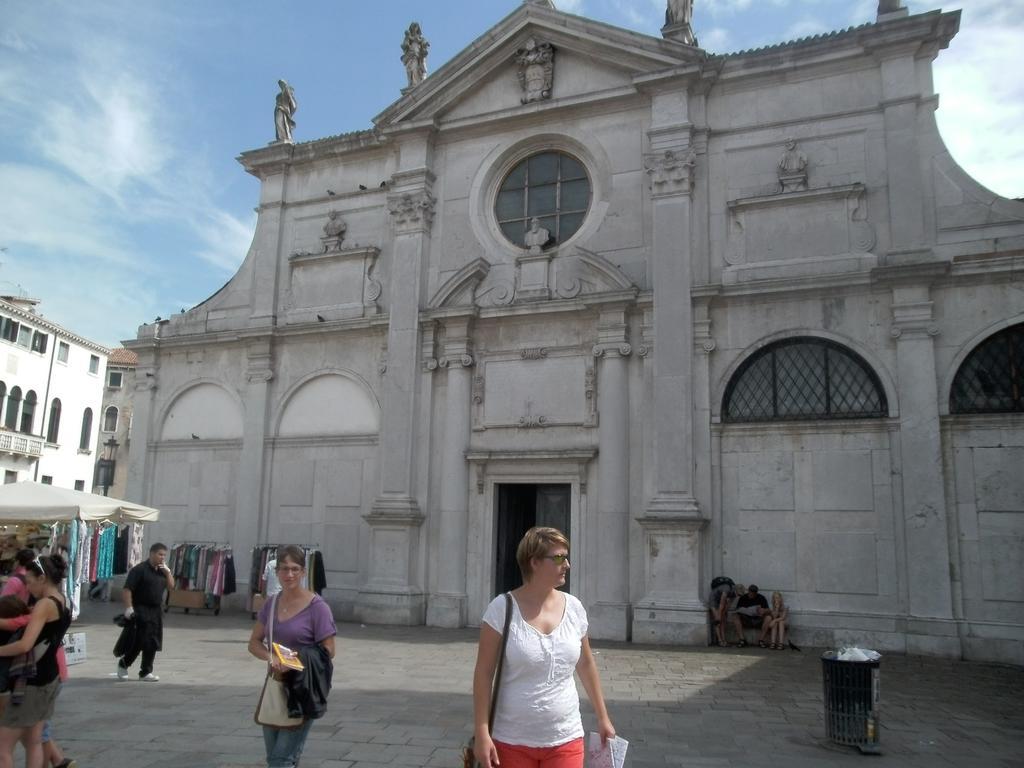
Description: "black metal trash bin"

(821, 651), (881, 754)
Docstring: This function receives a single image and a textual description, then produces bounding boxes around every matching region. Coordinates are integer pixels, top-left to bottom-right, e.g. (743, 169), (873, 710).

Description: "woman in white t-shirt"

(471, 527), (615, 768)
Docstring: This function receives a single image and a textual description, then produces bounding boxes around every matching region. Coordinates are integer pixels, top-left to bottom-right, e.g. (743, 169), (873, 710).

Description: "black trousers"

(121, 644), (156, 677)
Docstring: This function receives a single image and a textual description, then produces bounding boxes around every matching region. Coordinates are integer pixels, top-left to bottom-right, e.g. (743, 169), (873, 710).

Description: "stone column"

(633, 96), (708, 644)
(356, 161), (435, 626)
(589, 305), (632, 640)
(884, 265), (959, 656)
(235, 338), (273, 603)
(427, 313), (475, 628)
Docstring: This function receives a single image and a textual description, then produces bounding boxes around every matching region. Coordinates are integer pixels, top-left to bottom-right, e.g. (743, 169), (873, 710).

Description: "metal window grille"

(950, 324), (1023, 413)
(495, 151), (591, 248)
(724, 338), (887, 423)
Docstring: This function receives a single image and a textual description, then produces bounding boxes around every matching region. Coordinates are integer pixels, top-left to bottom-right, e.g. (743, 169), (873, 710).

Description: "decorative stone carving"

(273, 79), (297, 144)
(851, 191), (877, 253)
(246, 369), (274, 383)
(777, 138), (809, 192)
(518, 414), (548, 428)
(645, 149), (696, 197)
(388, 190), (436, 233)
(475, 280), (516, 307)
(440, 354), (474, 369)
(592, 343), (632, 358)
(520, 348), (548, 360)
(321, 211), (347, 251)
(515, 38), (555, 104)
(471, 374), (484, 405)
(401, 22), (429, 91)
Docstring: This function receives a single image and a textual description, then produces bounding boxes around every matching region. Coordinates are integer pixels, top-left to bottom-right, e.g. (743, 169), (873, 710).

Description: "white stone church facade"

(126, 1), (1024, 664)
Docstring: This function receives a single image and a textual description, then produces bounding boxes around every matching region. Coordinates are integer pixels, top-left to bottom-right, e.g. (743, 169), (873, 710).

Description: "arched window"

(103, 405), (118, 433)
(4, 386), (21, 431)
(495, 151), (591, 249)
(46, 399), (61, 444)
(950, 323), (1023, 413)
(19, 391), (36, 434)
(79, 408), (93, 451)
(723, 338), (887, 422)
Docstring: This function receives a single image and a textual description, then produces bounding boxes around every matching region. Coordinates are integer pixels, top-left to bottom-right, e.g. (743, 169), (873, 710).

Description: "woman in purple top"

(247, 545), (336, 768)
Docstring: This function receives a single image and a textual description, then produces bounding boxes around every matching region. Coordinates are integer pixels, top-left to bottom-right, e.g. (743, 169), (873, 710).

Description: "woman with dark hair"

(247, 545), (336, 768)
(1, 550), (38, 604)
(0, 555), (72, 768)
(472, 527), (615, 768)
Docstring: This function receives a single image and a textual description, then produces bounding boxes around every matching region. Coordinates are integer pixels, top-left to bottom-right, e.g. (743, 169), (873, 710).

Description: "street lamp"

(98, 436), (119, 496)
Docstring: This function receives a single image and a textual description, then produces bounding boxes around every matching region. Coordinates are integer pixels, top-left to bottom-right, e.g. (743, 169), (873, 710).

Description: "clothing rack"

(165, 541), (236, 616)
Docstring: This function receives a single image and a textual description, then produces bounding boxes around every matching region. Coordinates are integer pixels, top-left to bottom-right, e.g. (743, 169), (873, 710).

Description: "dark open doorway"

(494, 483), (571, 595)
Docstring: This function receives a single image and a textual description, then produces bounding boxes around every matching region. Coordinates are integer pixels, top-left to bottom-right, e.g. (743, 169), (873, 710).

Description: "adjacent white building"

(125, 1), (1024, 663)
(0, 296), (108, 490)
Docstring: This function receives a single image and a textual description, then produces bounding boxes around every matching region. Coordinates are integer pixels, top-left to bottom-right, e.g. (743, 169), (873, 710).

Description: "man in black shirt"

(117, 542), (174, 681)
(731, 584), (771, 648)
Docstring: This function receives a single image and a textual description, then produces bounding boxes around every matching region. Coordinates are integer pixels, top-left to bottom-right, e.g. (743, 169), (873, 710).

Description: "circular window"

(495, 151), (591, 249)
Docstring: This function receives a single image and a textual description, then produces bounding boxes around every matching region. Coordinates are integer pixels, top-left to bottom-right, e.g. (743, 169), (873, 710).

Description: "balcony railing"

(0, 431), (45, 458)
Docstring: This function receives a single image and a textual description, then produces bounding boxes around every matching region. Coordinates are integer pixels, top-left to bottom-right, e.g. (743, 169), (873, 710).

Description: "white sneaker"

(116, 661), (128, 680)
(140, 672), (160, 682)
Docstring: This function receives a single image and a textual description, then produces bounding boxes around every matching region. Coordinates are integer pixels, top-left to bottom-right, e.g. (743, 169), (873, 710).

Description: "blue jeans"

(263, 720), (313, 768)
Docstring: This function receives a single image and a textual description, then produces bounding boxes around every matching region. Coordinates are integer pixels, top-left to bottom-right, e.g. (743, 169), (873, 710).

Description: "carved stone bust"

(321, 210), (347, 251)
(777, 138), (809, 192)
(524, 217), (551, 254)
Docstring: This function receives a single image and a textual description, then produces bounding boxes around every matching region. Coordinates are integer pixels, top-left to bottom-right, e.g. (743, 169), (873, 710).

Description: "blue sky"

(1, 0), (1021, 348)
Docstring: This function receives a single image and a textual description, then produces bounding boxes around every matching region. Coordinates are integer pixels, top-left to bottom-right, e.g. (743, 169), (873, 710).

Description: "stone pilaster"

(634, 97), (707, 644)
(124, 340), (158, 508)
(427, 313), (475, 628)
(357, 161), (435, 626)
(882, 265), (958, 656)
(589, 305), (632, 641)
(870, 37), (929, 262)
(236, 337), (273, 598)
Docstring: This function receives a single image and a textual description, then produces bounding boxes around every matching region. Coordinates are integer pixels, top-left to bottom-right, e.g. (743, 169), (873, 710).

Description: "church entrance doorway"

(494, 483), (571, 595)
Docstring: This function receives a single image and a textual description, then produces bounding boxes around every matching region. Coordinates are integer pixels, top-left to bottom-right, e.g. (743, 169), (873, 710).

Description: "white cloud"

(193, 210), (258, 273)
(700, 26), (734, 51)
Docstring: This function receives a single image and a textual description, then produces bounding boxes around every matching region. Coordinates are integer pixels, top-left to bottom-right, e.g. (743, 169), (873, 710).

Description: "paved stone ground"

(35, 601), (1022, 767)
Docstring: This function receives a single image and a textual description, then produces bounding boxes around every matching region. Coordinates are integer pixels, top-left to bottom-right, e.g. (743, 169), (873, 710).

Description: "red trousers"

(494, 738), (584, 768)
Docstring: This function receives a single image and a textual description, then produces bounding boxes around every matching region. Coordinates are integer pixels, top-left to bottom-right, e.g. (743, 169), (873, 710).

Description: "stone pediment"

(374, 3), (701, 130)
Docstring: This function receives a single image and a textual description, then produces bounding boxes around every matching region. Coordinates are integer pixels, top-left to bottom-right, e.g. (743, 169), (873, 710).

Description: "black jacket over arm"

(285, 643), (333, 720)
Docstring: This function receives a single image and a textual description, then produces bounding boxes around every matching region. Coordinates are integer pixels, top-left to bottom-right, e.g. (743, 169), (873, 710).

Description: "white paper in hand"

(587, 732), (628, 768)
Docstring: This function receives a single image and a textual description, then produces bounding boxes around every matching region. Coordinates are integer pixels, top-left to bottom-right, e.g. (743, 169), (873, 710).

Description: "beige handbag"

(254, 594), (304, 730)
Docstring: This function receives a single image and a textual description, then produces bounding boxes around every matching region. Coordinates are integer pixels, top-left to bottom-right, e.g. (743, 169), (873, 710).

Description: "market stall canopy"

(0, 481), (160, 523)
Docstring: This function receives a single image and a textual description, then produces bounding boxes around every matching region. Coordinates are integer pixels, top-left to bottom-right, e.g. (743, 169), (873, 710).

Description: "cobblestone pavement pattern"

(40, 603), (1022, 767)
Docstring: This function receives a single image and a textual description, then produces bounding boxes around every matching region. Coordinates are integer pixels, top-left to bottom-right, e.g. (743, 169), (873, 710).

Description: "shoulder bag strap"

(486, 592), (514, 733)
(267, 593), (278, 671)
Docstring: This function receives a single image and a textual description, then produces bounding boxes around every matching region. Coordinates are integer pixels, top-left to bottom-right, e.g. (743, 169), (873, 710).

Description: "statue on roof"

(273, 79), (297, 144)
(401, 22), (430, 90)
(666, 0), (693, 28)
(877, 0), (904, 13)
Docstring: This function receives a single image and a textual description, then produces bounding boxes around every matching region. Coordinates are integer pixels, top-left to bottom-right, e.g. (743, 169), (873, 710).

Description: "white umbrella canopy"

(0, 481), (159, 523)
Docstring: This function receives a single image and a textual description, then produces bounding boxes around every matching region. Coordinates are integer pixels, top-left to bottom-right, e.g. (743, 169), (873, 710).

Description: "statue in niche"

(665, 0), (693, 27)
(401, 22), (429, 90)
(274, 79), (297, 143)
(777, 138), (809, 192)
(515, 37), (555, 104)
(523, 217), (551, 254)
(321, 210), (347, 251)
